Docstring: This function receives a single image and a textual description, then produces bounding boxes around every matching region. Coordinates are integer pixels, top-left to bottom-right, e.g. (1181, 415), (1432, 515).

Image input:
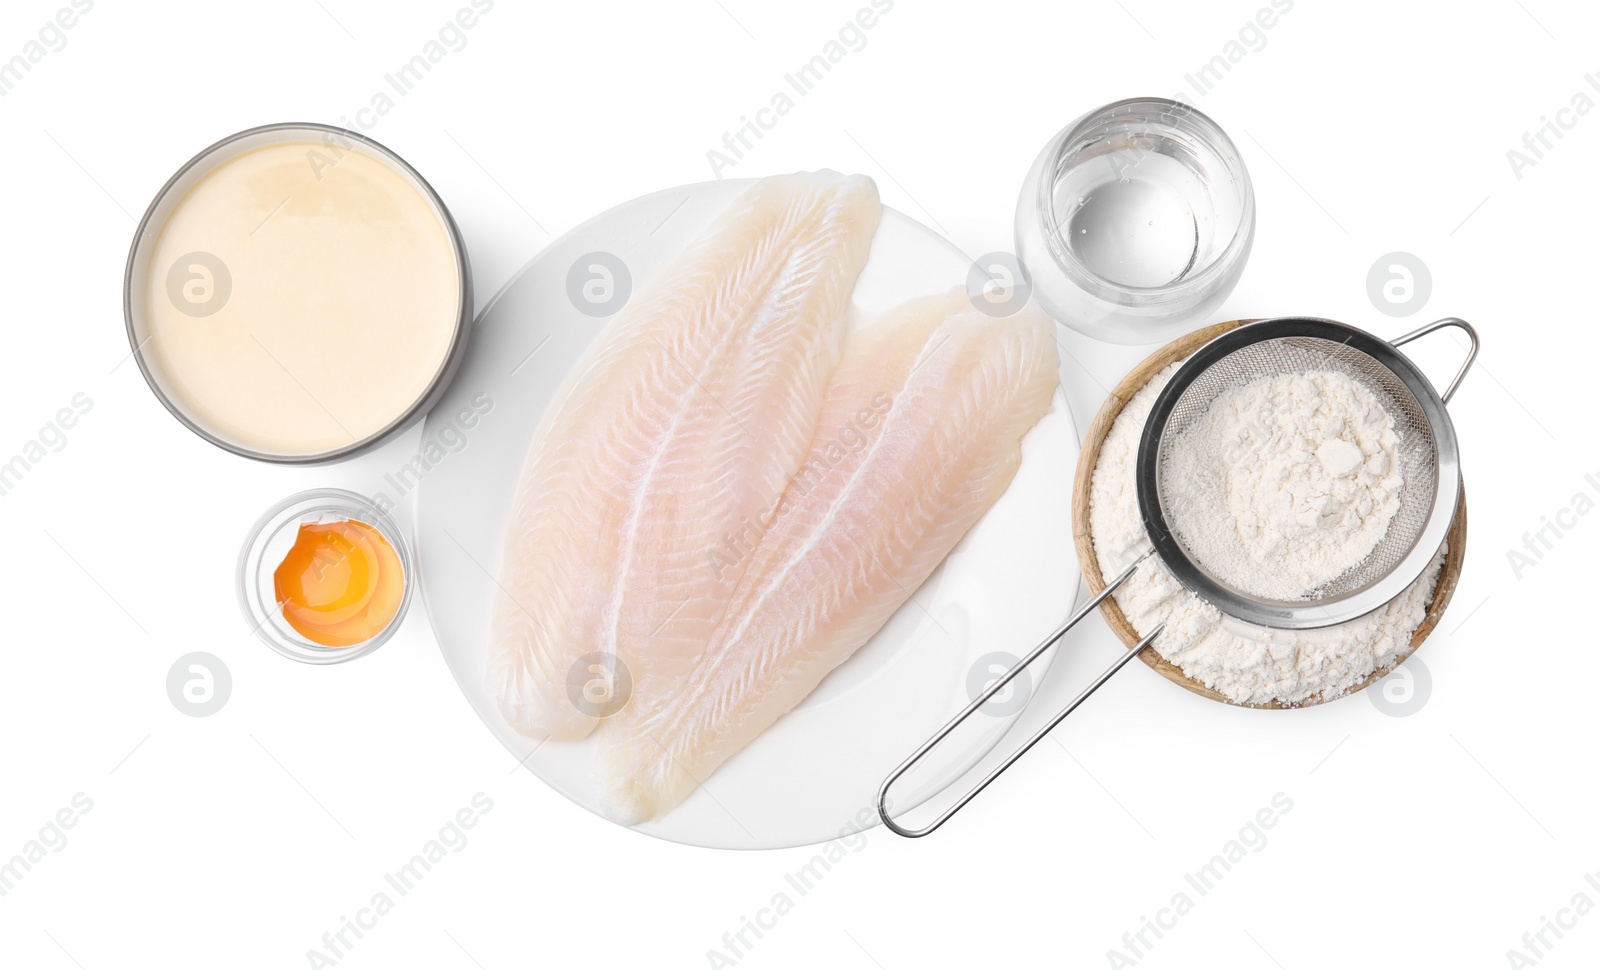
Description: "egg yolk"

(274, 519), (404, 647)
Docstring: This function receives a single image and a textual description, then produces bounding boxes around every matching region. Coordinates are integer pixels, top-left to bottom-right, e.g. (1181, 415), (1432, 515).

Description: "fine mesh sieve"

(880, 316), (1478, 838)
(1135, 318), (1468, 628)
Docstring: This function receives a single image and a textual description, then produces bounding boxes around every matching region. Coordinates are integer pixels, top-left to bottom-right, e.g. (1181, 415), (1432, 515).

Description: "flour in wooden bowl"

(1089, 362), (1445, 706)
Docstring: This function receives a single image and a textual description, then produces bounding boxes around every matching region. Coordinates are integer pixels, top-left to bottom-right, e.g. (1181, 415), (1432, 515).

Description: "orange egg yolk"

(273, 519), (404, 647)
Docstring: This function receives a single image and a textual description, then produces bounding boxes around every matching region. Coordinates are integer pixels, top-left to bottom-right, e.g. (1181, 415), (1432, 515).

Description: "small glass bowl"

(1015, 98), (1255, 345)
(238, 488), (412, 664)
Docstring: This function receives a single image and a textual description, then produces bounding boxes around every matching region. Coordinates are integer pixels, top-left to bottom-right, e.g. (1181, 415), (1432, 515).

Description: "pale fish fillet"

(596, 288), (1061, 822)
(488, 172), (881, 740)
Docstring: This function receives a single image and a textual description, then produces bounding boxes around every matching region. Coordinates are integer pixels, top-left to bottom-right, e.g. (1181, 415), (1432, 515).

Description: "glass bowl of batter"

(123, 122), (474, 463)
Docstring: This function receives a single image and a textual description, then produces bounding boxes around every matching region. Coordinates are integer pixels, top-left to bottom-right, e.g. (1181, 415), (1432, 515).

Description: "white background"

(0, 0), (1594, 967)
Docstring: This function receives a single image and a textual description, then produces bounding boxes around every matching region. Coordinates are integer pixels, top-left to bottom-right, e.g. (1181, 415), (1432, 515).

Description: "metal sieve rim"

(1134, 317), (1463, 630)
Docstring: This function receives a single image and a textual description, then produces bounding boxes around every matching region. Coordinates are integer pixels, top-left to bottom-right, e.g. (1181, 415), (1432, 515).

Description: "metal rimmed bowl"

(123, 122), (474, 464)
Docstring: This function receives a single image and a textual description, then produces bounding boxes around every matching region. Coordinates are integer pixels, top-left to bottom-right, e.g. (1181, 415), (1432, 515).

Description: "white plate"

(416, 179), (1080, 849)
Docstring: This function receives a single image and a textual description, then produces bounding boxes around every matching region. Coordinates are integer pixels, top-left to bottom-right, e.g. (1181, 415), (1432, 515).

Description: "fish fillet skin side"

(597, 289), (1061, 822)
(488, 173), (881, 741)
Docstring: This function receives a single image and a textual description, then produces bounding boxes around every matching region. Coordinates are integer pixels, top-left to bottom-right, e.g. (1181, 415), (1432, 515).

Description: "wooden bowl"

(1069, 320), (1469, 709)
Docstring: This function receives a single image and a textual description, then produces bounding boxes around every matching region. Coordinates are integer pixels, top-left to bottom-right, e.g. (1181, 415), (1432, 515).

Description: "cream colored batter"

(140, 138), (460, 457)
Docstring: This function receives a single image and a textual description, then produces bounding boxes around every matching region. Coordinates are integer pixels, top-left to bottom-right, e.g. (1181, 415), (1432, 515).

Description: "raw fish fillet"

(597, 289), (1060, 822)
(489, 173), (882, 740)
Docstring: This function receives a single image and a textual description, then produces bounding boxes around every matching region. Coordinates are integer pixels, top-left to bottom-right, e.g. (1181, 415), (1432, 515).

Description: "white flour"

(1089, 362), (1445, 706)
(1164, 370), (1404, 599)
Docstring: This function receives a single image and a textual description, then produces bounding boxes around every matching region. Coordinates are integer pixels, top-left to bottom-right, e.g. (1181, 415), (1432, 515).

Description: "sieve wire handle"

(1392, 317), (1479, 404)
(878, 550), (1161, 838)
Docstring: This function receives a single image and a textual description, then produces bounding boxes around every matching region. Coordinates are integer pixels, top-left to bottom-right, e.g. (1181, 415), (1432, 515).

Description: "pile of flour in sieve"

(1163, 370), (1405, 599)
(1089, 362), (1445, 706)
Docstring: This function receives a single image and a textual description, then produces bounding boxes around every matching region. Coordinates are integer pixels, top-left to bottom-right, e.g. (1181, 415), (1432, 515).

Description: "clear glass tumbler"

(1015, 98), (1255, 345)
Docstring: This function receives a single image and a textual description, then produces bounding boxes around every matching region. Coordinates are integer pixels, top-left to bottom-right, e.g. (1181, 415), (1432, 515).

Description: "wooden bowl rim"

(1068, 319), (1469, 710)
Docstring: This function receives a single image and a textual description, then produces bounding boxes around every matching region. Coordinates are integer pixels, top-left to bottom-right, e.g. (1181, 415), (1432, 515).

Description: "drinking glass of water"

(1015, 98), (1255, 344)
